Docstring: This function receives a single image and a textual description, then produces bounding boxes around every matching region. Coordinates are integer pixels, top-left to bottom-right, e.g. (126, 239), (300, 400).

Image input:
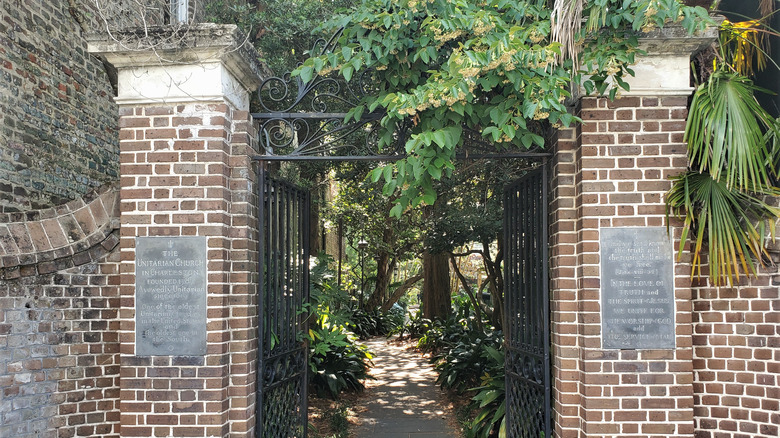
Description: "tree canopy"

(294, 0), (708, 216)
(205, 0), (358, 74)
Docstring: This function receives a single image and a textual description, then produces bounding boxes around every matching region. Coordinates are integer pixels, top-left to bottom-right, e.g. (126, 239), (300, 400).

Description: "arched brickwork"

(0, 183), (119, 279)
(0, 182), (121, 438)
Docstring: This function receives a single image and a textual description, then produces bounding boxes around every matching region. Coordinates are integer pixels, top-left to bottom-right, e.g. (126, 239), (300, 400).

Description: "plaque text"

(600, 227), (675, 349)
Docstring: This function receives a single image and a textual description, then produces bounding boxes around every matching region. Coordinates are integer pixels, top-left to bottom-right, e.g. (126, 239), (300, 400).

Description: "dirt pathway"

(351, 337), (460, 437)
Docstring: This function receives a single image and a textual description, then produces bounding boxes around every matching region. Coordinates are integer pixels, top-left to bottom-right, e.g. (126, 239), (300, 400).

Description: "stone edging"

(0, 183), (120, 279)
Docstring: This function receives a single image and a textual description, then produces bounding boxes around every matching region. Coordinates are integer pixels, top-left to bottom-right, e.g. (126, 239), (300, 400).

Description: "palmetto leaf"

(685, 71), (777, 191)
(666, 171), (780, 285)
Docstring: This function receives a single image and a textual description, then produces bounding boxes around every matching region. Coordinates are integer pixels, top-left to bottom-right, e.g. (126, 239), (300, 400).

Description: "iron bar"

(253, 112), (351, 120)
(251, 151), (552, 162)
(256, 169), (267, 436)
(503, 165), (551, 438)
(257, 171), (310, 438)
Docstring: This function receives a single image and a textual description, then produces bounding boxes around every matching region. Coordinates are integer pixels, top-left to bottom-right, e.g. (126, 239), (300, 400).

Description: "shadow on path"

(352, 337), (459, 438)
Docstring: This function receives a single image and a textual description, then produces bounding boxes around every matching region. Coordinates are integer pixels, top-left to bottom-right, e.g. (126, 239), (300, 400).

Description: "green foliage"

(348, 307), (402, 338)
(398, 310), (434, 339)
(330, 162), (422, 256)
(205, 0), (357, 74)
(425, 159), (531, 253)
(433, 329), (503, 393)
(667, 170), (780, 284)
(308, 254), (373, 399)
(466, 345), (506, 438)
(667, 22), (780, 285)
(308, 326), (372, 398)
(578, 0), (709, 96)
(294, 0), (707, 216)
(416, 317), (468, 353)
(685, 71), (776, 191)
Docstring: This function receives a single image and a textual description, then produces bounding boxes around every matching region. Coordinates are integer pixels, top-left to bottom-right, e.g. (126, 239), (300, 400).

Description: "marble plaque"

(136, 237), (207, 356)
(601, 227), (675, 349)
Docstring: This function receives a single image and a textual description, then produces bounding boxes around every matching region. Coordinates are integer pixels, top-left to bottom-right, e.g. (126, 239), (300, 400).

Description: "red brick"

(144, 128), (177, 139)
(119, 117), (151, 128)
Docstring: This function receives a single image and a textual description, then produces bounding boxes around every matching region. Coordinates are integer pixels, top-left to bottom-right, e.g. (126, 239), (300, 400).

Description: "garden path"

(352, 337), (460, 437)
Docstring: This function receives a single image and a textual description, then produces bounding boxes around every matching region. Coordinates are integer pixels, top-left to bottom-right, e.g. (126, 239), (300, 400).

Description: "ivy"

(293, 0), (709, 216)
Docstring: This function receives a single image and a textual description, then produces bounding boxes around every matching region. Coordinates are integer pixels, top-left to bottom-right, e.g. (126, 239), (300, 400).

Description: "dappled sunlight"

(352, 338), (459, 436)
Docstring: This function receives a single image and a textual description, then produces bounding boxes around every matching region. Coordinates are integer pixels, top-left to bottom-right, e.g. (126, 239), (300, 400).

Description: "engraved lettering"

(601, 227), (676, 349)
(135, 237), (207, 356)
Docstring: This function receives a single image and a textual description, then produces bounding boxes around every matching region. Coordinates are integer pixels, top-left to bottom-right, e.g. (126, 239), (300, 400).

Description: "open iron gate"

(257, 169), (311, 438)
(503, 165), (552, 437)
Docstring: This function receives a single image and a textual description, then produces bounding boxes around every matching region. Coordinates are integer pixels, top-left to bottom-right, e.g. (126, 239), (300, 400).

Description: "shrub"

(465, 345), (506, 438)
(349, 307), (394, 339)
(308, 325), (372, 399)
(433, 330), (503, 394)
(398, 310), (433, 340)
(308, 254), (373, 398)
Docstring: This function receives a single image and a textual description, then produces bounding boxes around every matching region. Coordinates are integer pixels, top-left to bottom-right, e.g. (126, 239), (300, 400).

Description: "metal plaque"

(136, 236), (207, 356)
(601, 227), (675, 349)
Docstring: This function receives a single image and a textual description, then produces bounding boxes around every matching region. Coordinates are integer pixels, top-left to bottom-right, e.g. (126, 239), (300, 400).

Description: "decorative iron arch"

(251, 30), (553, 162)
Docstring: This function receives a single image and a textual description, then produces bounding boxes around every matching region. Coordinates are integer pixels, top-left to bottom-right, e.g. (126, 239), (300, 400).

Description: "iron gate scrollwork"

(252, 29), (552, 162)
(257, 169), (311, 438)
(503, 165), (551, 437)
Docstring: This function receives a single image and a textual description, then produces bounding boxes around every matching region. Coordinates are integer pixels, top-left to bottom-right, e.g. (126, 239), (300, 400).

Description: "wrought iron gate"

(503, 165), (551, 437)
(257, 169), (310, 438)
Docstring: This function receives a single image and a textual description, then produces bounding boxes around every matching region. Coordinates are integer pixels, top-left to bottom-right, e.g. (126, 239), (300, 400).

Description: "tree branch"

(380, 274), (423, 313)
(449, 254), (484, 332)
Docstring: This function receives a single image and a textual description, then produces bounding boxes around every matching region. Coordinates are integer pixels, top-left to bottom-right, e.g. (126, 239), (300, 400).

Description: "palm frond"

(760, 0), (775, 18)
(685, 71), (776, 191)
(718, 20), (771, 76)
(666, 171), (780, 286)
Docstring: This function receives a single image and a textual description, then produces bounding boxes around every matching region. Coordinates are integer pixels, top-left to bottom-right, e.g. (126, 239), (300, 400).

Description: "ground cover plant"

(308, 255), (374, 399)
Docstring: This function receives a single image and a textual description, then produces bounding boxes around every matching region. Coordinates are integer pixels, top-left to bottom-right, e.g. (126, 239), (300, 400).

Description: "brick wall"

(551, 95), (695, 437)
(692, 254), (780, 438)
(0, 0), (119, 212)
(0, 185), (121, 438)
(117, 102), (259, 437)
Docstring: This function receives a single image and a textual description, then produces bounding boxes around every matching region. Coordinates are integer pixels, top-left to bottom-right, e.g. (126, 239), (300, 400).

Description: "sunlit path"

(352, 338), (459, 437)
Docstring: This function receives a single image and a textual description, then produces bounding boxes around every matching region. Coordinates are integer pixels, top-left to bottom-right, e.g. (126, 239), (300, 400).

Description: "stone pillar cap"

(636, 16), (723, 55)
(575, 18), (722, 98)
(86, 23), (269, 93)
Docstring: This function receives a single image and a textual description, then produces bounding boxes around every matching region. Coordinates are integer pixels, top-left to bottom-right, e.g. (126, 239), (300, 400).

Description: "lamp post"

(357, 238), (368, 309)
(337, 217), (343, 289)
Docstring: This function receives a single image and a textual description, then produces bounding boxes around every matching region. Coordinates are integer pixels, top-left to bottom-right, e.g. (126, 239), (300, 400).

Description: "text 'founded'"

(136, 236), (207, 356)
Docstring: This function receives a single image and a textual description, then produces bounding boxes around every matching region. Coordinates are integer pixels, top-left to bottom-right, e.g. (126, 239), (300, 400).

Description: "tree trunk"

(366, 254), (395, 309)
(422, 251), (451, 320)
(380, 274), (423, 312)
(482, 238), (504, 330)
(450, 254), (484, 332)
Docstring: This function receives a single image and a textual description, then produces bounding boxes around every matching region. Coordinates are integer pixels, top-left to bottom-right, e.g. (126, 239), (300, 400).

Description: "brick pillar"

(550, 25), (718, 437)
(88, 25), (264, 438)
